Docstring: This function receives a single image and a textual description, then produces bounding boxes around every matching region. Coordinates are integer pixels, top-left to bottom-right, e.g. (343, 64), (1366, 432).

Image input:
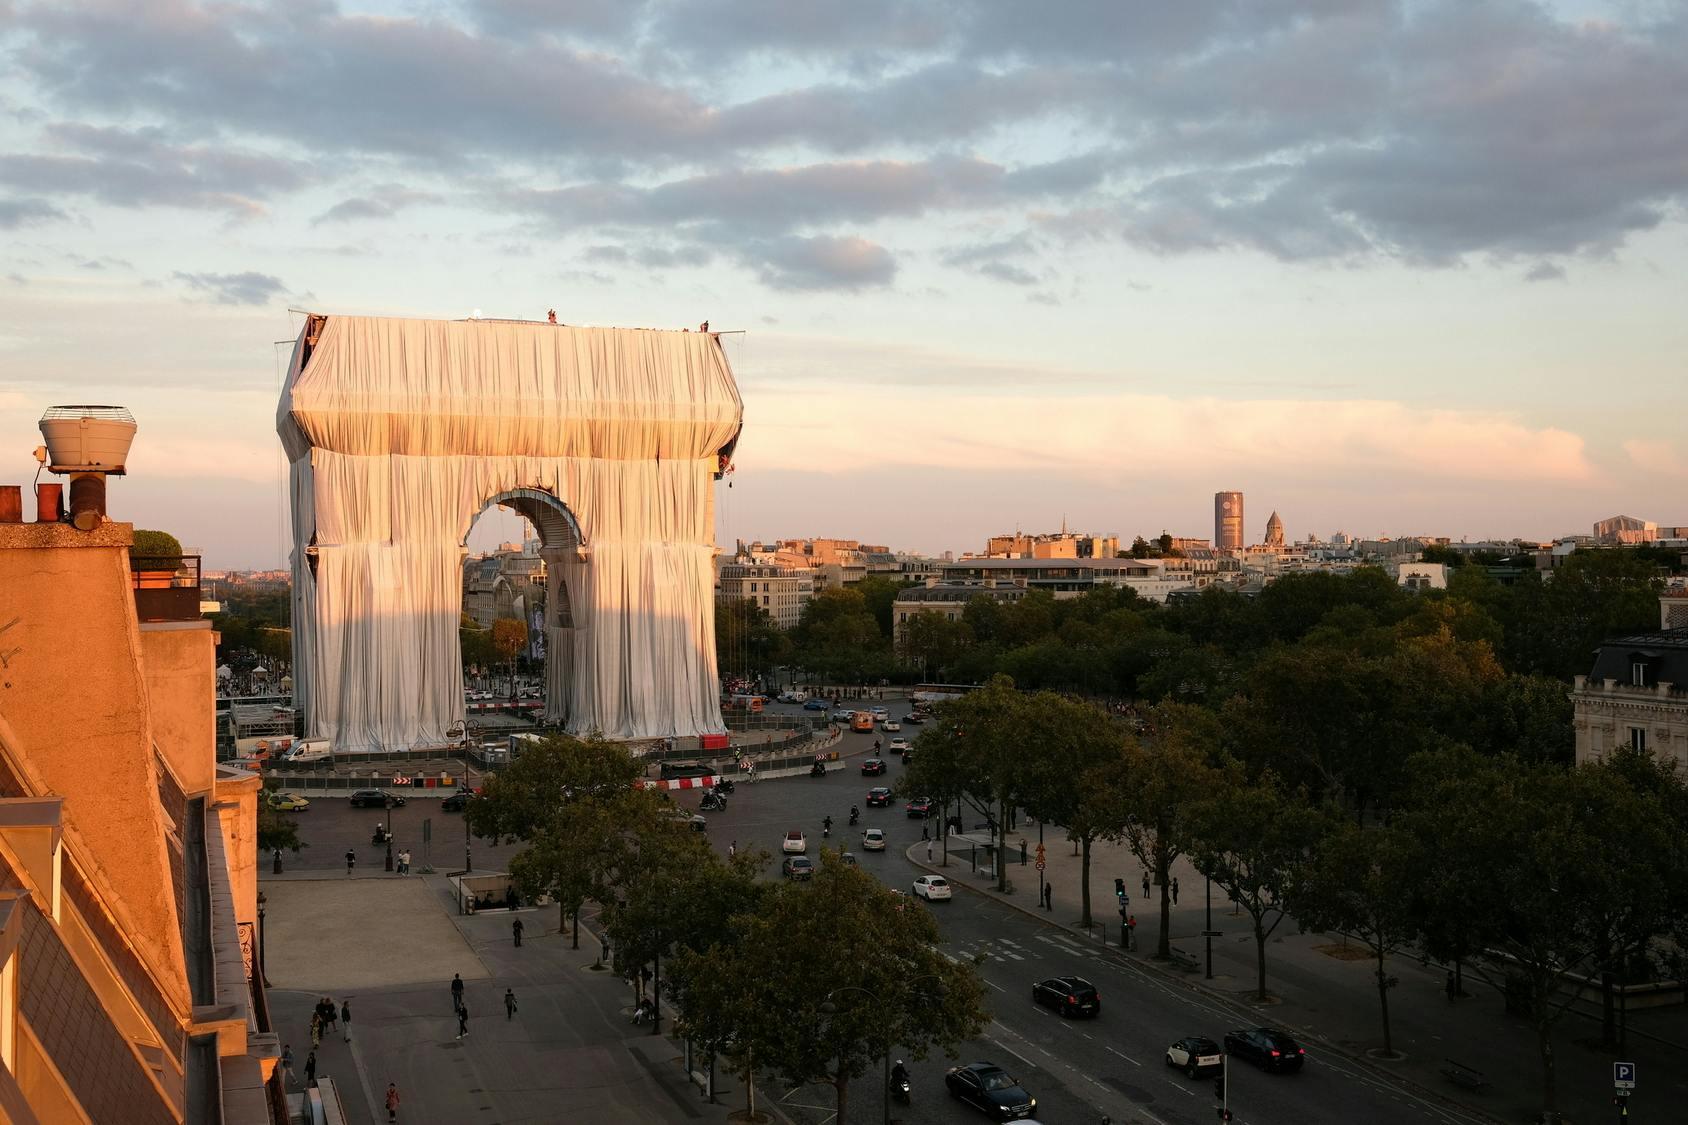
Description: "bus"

(851, 711), (875, 732)
(911, 683), (979, 706)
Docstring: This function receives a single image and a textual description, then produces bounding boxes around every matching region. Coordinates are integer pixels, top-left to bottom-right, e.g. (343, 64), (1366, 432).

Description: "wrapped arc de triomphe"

(277, 314), (742, 753)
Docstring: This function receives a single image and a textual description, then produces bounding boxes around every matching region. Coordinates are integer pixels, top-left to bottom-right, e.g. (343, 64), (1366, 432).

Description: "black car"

(1223, 1027), (1305, 1073)
(906, 797), (937, 818)
(349, 789), (404, 808)
(441, 791), (473, 812)
(903, 712), (926, 724)
(782, 856), (814, 880)
(1031, 975), (1100, 1018)
(861, 758), (886, 776)
(865, 786), (893, 807)
(944, 1062), (1036, 1120)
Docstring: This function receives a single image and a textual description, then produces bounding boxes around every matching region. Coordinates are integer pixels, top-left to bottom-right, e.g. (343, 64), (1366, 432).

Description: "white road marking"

(1105, 1045), (1141, 1067)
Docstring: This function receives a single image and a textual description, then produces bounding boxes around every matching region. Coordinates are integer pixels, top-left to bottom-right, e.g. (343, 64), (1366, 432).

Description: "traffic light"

(1114, 877), (1126, 902)
(1216, 1110), (1232, 1122)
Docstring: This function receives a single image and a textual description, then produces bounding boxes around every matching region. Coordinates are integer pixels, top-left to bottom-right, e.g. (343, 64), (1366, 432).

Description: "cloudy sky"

(3, 0), (1686, 567)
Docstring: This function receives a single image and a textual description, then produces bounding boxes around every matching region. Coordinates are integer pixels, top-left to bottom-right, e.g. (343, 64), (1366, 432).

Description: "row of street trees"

(465, 734), (988, 1121)
(901, 678), (1688, 1121)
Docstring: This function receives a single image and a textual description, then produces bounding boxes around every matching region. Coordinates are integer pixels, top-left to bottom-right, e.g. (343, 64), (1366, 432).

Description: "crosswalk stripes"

(948, 937), (1028, 962)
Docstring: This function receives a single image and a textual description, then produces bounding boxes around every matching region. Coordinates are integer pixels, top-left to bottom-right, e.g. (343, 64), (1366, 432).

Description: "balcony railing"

(131, 554), (203, 622)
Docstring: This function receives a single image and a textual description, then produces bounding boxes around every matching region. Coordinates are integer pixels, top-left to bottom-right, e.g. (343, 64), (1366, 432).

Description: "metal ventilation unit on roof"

(37, 405), (137, 530)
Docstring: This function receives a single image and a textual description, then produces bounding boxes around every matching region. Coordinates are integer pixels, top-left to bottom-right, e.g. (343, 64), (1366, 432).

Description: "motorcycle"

(890, 1071), (911, 1104)
(809, 762), (827, 778)
(822, 818), (832, 839)
(848, 808), (859, 827)
(715, 779), (736, 795)
(700, 792), (726, 812)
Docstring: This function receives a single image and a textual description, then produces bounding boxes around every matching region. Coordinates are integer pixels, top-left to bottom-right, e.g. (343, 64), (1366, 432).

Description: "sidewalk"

(263, 870), (792, 1124)
(911, 827), (1688, 1125)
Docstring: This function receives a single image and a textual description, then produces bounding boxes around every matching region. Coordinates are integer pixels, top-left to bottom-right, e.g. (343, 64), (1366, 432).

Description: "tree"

(677, 854), (988, 1123)
(491, 616), (528, 693)
(257, 802), (305, 855)
(1110, 703), (1222, 958)
(459, 612), (495, 673)
(1293, 821), (1421, 1056)
(1185, 767), (1328, 1000)
(1017, 694), (1129, 928)
(898, 610), (971, 679)
(715, 596), (789, 679)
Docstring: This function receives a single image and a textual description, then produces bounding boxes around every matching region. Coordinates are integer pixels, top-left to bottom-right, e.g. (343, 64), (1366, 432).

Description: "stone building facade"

(1572, 594), (1688, 768)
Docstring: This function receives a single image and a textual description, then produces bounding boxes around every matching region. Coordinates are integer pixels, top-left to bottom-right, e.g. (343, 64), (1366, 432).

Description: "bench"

(1439, 1059), (1490, 1092)
(1168, 948), (1200, 973)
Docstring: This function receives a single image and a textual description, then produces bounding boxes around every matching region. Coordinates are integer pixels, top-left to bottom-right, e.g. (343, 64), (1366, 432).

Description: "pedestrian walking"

(1043, 883), (1053, 911)
(310, 1012), (322, 1048)
(324, 996), (339, 1033)
(281, 1044), (294, 1084)
(1445, 970), (1458, 1002)
(456, 1004), (469, 1039)
(1171, 876), (1180, 905)
(385, 1082), (400, 1123)
(640, 965), (653, 1000)
(629, 967), (643, 1002)
(512, 918), (524, 947)
(341, 1000), (352, 1042)
(450, 973), (464, 1014)
(926, 839), (933, 861)
(304, 1050), (317, 1086)
(728, 840), (736, 859)
(345, 848), (356, 875)
(1141, 872), (1150, 900)
(504, 988), (517, 1020)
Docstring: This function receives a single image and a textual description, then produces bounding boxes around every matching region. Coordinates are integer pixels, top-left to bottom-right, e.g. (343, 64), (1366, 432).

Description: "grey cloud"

(744, 235), (896, 291)
(314, 186), (441, 224)
(0, 196), (66, 227)
(7, 0), (1688, 271)
(172, 270), (287, 306)
(978, 261), (1038, 286)
(0, 124), (306, 215)
(1524, 261), (1566, 283)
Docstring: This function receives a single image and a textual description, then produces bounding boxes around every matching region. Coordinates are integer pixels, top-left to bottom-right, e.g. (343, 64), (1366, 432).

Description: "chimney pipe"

(0, 485), (21, 524)
(68, 474), (107, 529)
(36, 483), (63, 523)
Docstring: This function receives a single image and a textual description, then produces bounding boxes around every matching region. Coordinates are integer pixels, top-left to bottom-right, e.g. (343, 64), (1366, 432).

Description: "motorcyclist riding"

(849, 805), (859, 825)
(822, 815), (833, 838)
(890, 1059), (910, 1097)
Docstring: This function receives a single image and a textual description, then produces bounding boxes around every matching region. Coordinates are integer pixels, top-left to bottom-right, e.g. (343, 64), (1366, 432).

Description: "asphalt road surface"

(681, 700), (1486, 1125)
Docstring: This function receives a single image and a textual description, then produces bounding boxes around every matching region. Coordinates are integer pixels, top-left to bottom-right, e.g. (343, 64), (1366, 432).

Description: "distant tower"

(1265, 511), (1285, 549)
(1215, 491), (1244, 551)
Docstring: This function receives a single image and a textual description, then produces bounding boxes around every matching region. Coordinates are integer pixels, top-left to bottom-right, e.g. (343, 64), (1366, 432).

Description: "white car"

(782, 830), (807, 854)
(912, 875), (952, 901)
(1165, 1036), (1226, 1078)
(862, 828), (886, 851)
(888, 736), (910, 753)
(871, 707), (889, 721)
(882, 719), (901, 732)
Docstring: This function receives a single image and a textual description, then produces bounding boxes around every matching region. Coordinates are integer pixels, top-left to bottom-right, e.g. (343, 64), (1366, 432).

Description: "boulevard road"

(684, 702), (1486, 1125)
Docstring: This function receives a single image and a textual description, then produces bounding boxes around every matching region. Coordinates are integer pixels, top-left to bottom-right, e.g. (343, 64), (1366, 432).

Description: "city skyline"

(4, 1), (1687, 568)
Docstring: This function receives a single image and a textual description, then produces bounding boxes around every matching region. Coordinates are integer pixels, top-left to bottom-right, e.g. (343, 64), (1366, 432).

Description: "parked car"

(782, 829), (808, 854)
(1223, 1027), (1305, 1073)
(1031, 976), (1099, 1018)
(944, 1062), (1036, 1120)
(349, 789), (403, 808)
(441, 791), (474, 812)
(906, 797), (937, 818)
(865, 786), (893, 807)
(782, 855), (814, 880)
(888, 736), (910, 753)
(861, 758), (886, 776)
(912, 875), (952, 901)
(881, 719), (901, 732)
(862, 828), (887, 851)
(1165, 1036), (1225, 1078)
(803, 698), (829, 711)
(265, 791), (310, 812)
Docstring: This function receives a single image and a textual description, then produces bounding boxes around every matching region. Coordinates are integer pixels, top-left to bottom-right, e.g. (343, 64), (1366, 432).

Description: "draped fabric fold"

(277, 315), (740, 752)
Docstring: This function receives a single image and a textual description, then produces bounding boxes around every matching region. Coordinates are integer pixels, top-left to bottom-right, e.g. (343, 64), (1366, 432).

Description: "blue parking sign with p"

(1614, 1061), (1636, 1090)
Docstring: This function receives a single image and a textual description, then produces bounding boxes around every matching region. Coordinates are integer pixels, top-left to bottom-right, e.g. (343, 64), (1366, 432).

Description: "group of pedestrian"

(396, 848), (412, 875)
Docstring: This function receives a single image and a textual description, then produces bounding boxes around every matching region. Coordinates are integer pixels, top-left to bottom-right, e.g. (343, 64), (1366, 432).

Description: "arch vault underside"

(277, 314), (743, 752)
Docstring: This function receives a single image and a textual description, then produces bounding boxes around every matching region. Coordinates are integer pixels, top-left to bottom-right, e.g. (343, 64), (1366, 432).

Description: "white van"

(283, 738), (332, 763)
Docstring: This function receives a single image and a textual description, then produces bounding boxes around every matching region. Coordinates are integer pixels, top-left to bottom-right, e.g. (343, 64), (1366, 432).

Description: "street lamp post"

(1205, 872), (1213, 980)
